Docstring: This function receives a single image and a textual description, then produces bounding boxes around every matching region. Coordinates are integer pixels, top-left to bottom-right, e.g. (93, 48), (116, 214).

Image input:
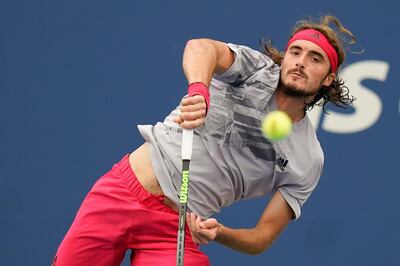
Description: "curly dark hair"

(262, 15), (357, 112)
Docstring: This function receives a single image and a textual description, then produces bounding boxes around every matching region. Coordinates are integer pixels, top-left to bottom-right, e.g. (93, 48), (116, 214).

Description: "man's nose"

(295, 55), (306, 69)
(295, 57), (306, 68)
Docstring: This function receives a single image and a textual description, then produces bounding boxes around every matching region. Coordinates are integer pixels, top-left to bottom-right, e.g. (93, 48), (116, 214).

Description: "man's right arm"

(175, 39), (235, 129)
(182, 38), (235, 87)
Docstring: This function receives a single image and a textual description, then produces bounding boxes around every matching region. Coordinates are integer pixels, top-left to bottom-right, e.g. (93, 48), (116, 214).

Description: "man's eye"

(312, 56), (321, 62)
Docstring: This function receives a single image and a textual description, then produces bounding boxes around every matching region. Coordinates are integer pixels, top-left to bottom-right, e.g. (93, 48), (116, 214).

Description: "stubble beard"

(278, 79), (320, 98)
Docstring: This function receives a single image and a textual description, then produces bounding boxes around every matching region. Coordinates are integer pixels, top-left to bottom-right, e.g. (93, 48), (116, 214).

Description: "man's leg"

(131, 248), (210, 266)
(53, 156), (135, 266)
(125, 185), (210, 266)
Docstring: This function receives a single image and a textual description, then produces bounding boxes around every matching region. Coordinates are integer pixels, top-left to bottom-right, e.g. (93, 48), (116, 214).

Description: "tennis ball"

(261, 111), (292, 141)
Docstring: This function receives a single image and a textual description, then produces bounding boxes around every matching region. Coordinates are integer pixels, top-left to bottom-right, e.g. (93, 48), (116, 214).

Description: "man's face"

(280, 40), (335, 97)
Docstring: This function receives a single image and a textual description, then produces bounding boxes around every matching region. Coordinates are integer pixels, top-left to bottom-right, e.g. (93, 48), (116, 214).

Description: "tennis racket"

(176, 128), (194, 266)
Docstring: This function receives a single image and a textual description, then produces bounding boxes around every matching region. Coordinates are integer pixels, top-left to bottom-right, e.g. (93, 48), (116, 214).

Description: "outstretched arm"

(187, 191), (293, 255)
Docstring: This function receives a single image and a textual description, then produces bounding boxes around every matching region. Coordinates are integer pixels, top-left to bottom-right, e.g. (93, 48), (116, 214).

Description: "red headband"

(287, 29), (338, 73)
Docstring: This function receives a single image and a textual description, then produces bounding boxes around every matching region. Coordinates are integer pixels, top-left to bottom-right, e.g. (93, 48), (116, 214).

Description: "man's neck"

(275, 89), (309, 123)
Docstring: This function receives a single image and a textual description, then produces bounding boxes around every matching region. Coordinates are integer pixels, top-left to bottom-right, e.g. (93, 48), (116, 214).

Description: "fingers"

(173, 115), (183, 124)
(181, 95), (206, 108)
(199, 218), (218, 229)
(174, 95), (207, 129)
(180, 109), (206, 122)
(180, 117), (206, 129)
(187, 213), (209, 244)
(173, 115), (205, 129)
(186, 213), (219, 245)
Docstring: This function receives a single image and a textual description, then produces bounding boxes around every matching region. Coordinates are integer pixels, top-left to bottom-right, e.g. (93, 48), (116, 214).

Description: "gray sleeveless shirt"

(138, 43), (324, 219)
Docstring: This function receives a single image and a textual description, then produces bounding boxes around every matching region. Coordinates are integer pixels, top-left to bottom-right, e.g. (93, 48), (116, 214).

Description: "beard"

(278, 79), (320, 98)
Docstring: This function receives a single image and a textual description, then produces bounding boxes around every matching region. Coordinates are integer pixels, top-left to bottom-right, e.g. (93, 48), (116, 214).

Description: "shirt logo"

(277, 157), (288, 171)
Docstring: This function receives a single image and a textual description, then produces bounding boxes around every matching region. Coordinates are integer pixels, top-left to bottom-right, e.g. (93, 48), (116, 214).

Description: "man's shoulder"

(226, 42), (274, 63)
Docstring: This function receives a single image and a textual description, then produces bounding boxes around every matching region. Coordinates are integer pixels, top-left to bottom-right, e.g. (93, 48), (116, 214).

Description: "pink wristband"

(188, 82), (210, 114)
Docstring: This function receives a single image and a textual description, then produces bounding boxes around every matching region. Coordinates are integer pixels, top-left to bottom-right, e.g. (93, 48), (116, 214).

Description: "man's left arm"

(187, 190), (293, 254)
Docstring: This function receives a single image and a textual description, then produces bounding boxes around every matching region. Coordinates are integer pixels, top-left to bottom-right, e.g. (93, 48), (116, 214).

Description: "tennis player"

(53, 15), (356, 265)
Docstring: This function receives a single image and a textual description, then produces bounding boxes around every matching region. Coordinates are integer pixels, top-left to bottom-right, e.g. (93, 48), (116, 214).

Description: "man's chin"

(281, 85), (309, 97)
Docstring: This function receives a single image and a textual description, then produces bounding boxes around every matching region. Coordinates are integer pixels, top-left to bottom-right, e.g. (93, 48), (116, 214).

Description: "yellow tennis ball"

(261, 111), (293, 141)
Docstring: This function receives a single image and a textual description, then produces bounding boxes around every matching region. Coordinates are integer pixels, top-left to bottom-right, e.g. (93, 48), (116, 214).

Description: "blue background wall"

(1, 0), (399, 265)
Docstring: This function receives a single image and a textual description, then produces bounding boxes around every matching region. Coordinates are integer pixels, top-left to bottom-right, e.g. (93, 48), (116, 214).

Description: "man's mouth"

(289, 71), (306, 79)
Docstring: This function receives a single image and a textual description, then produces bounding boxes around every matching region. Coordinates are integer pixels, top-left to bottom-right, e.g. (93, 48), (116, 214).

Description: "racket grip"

(181, 129), (193, 160)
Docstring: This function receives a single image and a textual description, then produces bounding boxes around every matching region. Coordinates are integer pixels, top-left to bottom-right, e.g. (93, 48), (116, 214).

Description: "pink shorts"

(53, 155), (209, 266)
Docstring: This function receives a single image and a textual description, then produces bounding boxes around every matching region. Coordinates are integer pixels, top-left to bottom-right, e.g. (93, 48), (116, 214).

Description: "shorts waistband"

(114, 154), (178, 215)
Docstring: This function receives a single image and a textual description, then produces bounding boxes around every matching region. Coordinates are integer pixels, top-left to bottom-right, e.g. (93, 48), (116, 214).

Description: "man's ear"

(322, 72), (336, 87)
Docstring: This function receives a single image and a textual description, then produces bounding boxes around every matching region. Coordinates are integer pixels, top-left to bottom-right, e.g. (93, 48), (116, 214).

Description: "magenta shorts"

(53, 155), (209, 266)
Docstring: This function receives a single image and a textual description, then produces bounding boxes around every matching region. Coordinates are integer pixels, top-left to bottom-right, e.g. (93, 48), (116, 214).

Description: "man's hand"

(186, 212), (219, 245)
(173, 95), (207, 129)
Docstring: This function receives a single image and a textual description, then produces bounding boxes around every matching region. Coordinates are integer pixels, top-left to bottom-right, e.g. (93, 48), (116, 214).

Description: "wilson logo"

(179, 170), (189, 203)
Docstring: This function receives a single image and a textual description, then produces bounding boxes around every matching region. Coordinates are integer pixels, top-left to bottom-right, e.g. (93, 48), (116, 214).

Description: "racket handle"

(181, 129), (193, 160)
